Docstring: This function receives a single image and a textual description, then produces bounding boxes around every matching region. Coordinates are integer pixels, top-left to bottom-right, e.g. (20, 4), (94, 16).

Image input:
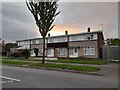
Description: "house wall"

(69, 40), (98, 58)
(97, 32), (104, 58)
(17, 31), (104, 59)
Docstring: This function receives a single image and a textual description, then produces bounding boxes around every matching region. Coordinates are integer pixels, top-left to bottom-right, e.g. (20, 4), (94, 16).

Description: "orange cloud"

(51, 25), (85, 35)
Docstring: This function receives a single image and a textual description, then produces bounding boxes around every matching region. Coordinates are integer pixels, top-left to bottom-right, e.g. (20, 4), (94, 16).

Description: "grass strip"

(49, 59), (108, 65)
(2, 60), (32, 65)
(3, 57), (107, 65)
(2, 60), (100, 72)
(30, 63), (100, 72)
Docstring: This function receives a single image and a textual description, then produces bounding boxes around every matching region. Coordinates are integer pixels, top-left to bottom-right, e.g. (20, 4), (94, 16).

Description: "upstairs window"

(31, 40), (36, 44)
(91, 35), (94, 39)
(87, 37), (90, 40)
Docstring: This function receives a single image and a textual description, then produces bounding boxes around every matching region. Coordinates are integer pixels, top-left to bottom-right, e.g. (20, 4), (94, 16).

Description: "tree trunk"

(67, 35), (69, 59)
(42, 36), (45, 64)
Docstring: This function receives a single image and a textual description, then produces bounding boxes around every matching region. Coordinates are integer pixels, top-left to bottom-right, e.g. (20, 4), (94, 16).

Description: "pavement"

(97, 63), (119, 78)
(1, 65), (119, 88)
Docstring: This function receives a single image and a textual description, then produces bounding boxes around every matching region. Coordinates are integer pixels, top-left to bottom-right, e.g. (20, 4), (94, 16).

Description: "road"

(2, 65), (118, 88)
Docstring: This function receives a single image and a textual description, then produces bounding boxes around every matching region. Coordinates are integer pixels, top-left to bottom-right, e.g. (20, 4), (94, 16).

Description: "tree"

(4, 43), (17, 52)
(0, 39), (5, 52)
(110, 38), (120, 46)
(21, 49), (30, 59)
(26, 0), (60, 63)
(33, 48), (39, 57)
(106, 38), (120, 46)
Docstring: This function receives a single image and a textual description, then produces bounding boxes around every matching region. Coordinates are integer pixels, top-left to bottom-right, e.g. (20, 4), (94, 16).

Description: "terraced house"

(16, 28), (104, 59)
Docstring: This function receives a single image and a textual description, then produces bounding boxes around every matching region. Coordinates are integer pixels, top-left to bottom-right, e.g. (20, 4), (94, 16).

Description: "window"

(30, 50), (34, 55)
(91, 35), (94, 39)
(47, 48), (54, 56)
(87, 37), (90, 40)
(58, 48), (66, 55)
(48, 49), (51, 55)
(69, 48), (78, 55)
(84, 47), (95, 55)
(31, 40), (36, 44)
(49, 38), (54, 43)
(38, 48), (43, 56)
(36, 40), (39, 44)
(48, 49), (52, 55)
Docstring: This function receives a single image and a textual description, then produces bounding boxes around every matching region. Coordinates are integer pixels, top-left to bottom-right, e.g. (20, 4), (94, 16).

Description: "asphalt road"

(2, 65), (118, 88)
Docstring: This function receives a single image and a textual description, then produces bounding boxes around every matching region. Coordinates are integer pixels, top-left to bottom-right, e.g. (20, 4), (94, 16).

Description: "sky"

(1, 1), (119, 43)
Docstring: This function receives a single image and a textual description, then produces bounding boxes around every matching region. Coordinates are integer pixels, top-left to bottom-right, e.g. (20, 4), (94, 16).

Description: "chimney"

(88, 27), (90, 32)
(48, 33), (50, 37)
(65, 31), (68, 35)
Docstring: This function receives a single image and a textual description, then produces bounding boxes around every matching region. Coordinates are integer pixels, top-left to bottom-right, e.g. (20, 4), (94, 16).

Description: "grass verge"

(2, 60), (32, 65)
(2, 57), (107, 65)
(2, 60), (100, 72)
(49, 59), (108, 65)
(30, 63), (100, 72)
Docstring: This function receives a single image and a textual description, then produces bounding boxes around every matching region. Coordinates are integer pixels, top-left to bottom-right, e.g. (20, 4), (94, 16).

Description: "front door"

(69, 47), (78, 58)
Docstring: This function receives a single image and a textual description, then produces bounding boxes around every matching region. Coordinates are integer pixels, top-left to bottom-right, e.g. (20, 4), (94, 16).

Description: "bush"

(11, 52), (22, 57)
(10, 49), (30, 58)
(77, 56), (87, 60)
(21, 49), (30, 59)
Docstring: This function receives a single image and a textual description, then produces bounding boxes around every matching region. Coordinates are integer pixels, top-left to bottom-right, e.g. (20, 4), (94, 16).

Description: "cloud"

(52, 2), (118, 38)
(2, 2), (118, 43)
(2, 2), (40, 42)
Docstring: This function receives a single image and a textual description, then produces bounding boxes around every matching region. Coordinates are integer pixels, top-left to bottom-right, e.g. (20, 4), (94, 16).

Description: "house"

(0, 39), (5, 55)
(16, 28), (104, 59)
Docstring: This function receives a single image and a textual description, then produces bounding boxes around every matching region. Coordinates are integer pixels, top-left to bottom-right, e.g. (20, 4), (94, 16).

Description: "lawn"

(2, 60), (32, 65)
(2, 57), (31, 60)
(2, 60), (100, 72)
(30, 63), (100, 72)
(48, 59), (108, 65)
(2, 57), (108, 65)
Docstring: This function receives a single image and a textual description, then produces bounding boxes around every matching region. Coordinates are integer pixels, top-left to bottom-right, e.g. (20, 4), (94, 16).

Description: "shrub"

(21, 49), (30, 59)
(77, 56), (87, 60)
(11, 52), (22, 57)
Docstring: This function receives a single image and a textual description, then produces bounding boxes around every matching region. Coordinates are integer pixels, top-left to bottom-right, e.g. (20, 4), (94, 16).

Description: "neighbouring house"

(16, 28), (104, 59)
(0, 39), (5, 56)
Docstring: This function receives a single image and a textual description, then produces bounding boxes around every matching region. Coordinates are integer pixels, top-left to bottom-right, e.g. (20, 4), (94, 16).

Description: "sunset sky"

(1, 1), (119, 43)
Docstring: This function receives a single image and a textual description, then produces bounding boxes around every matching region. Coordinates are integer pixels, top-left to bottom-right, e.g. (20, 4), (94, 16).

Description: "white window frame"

(58, 48), (66, 56)
(84, 47), (95, 55)
(38, 48), (43, 56)
(69, 47), (78, 55)
(47, 48), (54, 57)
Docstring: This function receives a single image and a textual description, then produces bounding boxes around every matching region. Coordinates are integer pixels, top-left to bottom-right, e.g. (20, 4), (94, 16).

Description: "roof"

(16, 30), (103, 42)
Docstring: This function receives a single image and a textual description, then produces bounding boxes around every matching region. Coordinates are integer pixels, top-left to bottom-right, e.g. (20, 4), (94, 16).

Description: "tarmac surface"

(2, 65), (119, 88)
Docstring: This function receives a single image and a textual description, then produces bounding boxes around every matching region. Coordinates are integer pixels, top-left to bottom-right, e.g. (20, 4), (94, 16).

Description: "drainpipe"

(30, 40), (31, 49)
(65, 31), (69, 59)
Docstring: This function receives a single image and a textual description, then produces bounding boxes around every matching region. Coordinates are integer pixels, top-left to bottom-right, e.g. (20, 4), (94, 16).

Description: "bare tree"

(26, 0), (60, 63)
